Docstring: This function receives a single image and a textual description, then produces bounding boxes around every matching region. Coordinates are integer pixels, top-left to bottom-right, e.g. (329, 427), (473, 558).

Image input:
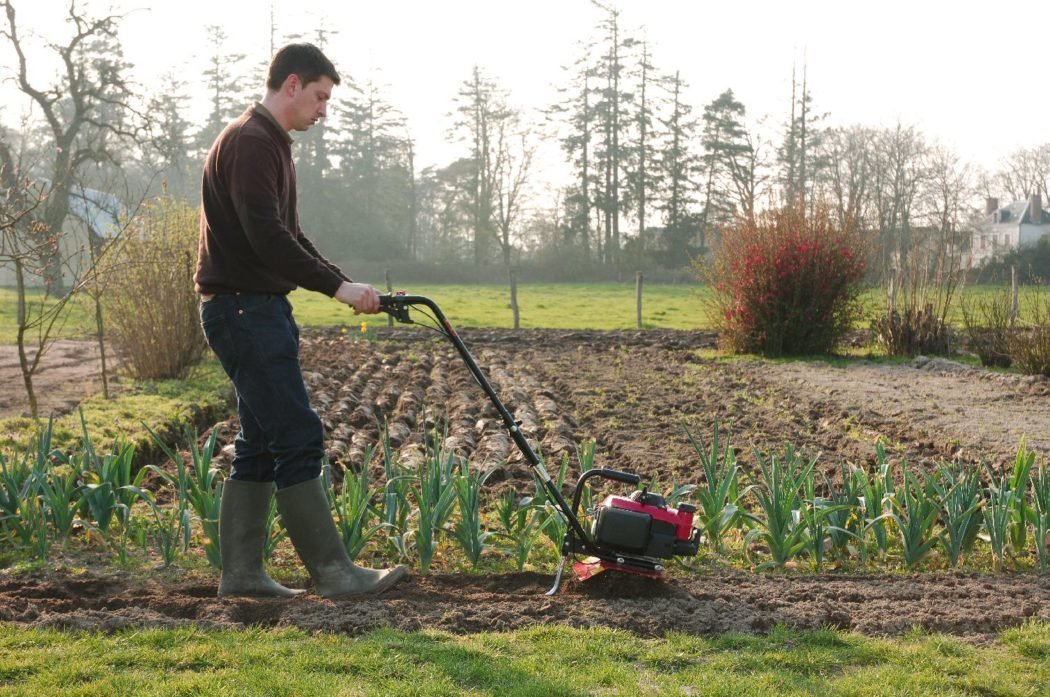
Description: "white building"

(969, 194), (1050, 267)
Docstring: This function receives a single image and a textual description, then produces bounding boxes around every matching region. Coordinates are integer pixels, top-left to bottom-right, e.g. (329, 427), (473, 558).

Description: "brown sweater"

(194, 104), (350, 296)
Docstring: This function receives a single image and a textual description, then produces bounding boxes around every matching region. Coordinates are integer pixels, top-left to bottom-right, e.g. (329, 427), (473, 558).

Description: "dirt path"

(0, 340), (110, 419)
(3, 328), (1049, 640)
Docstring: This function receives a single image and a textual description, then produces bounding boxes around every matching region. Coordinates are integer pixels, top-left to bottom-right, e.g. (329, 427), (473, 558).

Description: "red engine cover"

(602, 495), (695, 541)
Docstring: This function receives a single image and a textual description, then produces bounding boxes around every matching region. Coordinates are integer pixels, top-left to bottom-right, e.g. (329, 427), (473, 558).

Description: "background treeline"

(1, 2), (1049, 286)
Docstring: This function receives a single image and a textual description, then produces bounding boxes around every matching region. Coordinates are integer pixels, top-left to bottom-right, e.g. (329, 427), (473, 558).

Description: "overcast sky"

(3, 0), (1047, 176)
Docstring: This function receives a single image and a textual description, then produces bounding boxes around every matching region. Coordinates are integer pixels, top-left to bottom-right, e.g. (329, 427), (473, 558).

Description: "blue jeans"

(200, 293), (324, 489)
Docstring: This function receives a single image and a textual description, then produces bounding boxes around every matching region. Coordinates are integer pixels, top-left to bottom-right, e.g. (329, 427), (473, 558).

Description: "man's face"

(289, 75), (334, 131)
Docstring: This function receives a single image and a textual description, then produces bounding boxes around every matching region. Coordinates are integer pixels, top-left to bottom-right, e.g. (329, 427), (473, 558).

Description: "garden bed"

(3, 327), (1050, 640)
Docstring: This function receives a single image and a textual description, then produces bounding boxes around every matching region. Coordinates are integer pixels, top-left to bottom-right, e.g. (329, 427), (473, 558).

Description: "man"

(194, 43), (405, 599)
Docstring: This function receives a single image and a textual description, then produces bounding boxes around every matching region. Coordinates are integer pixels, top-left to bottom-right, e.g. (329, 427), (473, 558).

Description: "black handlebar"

(596, 468), (642, 486)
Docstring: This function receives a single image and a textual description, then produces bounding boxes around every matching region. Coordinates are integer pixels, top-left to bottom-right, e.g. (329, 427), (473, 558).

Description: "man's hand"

(334, 282), (381, 314)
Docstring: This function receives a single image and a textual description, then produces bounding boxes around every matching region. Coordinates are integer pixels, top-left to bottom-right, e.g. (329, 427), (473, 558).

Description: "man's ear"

(282, 73), (300, 96)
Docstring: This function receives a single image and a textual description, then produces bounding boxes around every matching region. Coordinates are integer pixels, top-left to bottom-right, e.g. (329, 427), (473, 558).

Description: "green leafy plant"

(930, 461), (983, 567)
(32, 459), (81, 546)
(378, 428), (412, 561)
(982, 474), (1016, 570)
(451, 465), (498, 568)
(494, 491), (549, 571)
(885, 470), (941, 569)
(146, 425), (224, 568)
(743, 445), (818, 570)
(825, 462), (864, 560)
(1005, 441), (1035, 556)
(800, 474), (853, 570)
(408, 429), (460, 574)
(132, 488), (190, 568)
(854, 443), (897, 559)
(532, 452), (571, 549)
(74, 412), (145, 538)
(1031, 461), (1050, 573)
(326, 454), (384, 562)
(685, 423), (740, 553)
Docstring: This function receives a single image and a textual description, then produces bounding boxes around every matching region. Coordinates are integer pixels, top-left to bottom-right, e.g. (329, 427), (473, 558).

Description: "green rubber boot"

(276, 476), (407, 598)
(218, 479), (304, 598)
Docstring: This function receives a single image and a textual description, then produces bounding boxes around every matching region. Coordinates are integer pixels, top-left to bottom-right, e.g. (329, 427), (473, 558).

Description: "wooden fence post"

(385, 268), (393, 328)
(636, 271), (643, 330)
(1010, 265), (1018, 328)
(510, 268), (520, 330)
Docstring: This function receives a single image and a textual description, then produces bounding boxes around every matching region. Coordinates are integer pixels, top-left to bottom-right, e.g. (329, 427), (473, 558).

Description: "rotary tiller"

(378, 293), (701, 594)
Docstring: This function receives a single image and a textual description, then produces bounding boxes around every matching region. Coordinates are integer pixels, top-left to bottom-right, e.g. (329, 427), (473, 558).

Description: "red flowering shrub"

(702, 206), (867, 356)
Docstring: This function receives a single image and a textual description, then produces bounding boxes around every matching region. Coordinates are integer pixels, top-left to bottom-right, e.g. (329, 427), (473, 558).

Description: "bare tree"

(2, 0), (145, 292)
(491, 119), (535, 270)
(998, 144), (1050, 203)
(820, 126), (875, 230)
(0, 135), (70, 418)
(869, 124), (930, 280)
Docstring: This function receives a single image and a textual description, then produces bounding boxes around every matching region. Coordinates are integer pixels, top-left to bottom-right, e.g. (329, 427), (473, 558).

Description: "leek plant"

(854, 443), (896, 559)
(801, 474), (853, 570)
(132, 489), (190, 568)
(930, 462), (983, 567)
(532, 452), (570, 549)
(32, 460), (81, 545)
(826, 462), (864, 559)
(743, 445), (818, 570)
(1032, 461), (1050, 572)
(379, 429), (412, 561)
(982, 473), (1016, 570)
(147, 425), (224, 568)
(685, 424), (740, 553)
(75, 411), (145, 536)
(409, 431), (459, 573)
(494, 491), (549, 570)
(262, 493), (284, 562)
(885, 470), (941, 569)
(451, 465), (498, 568)
(327, 452), (384, 562)
(1005, 441), (1035, 555)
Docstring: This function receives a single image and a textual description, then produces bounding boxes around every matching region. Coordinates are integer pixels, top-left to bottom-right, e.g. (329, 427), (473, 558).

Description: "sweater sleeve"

(227, 134), (344, 296)
(298, 230), (354, 283)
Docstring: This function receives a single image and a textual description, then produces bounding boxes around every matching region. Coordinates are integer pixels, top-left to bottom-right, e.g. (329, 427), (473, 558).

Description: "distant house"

(0, 183), (124, 288)
(969, 194), (1050, 267)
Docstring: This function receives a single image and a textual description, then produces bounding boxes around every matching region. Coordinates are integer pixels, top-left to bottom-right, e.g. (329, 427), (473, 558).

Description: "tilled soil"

(1, 568), (1046, 642)
(3, 327), (1050, 640)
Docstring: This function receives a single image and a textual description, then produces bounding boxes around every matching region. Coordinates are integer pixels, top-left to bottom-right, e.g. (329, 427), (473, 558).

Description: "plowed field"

(3, 327), (1050, 641)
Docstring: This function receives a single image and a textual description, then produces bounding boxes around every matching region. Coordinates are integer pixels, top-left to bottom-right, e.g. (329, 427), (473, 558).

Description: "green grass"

(289, 283), (711, 330)
(0, 360), (230, 455)
(0, 288), (97, 343)
(2, 283), (1035, 341)
(0, 622), (1046, 695)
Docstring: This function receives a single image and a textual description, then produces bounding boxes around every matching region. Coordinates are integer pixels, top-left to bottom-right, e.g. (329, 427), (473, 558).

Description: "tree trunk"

(14, 259), (39, 419)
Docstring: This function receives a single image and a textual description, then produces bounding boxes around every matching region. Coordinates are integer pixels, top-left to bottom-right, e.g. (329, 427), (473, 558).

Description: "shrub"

(1008, 283), (1050, 376)
(871, 228), (963, 357)
(701, 205), (867, 356)
(102, 196), (206, 379)
(960, 288), (1014, 368)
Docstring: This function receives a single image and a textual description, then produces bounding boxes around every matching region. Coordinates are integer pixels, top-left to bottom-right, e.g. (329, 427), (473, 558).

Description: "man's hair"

(266, 43), (341, 91)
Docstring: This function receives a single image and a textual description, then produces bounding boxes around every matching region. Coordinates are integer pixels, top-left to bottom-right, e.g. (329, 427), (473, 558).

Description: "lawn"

(1, 622), (1047, 696)
(0, 283), (1032, 342)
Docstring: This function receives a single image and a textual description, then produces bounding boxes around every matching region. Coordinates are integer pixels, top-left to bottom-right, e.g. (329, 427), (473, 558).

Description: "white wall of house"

(970, 195), (1050, 267)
